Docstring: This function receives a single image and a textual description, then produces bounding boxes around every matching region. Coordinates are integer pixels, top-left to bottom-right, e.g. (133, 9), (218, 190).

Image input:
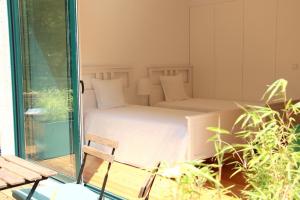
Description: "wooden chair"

(138, 162), (161, 200)
(13, 134), (118, 200)
(77, 134), (118, 199)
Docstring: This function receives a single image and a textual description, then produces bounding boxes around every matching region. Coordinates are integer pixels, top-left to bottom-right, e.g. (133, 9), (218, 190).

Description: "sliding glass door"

(9, 0), (80, 180)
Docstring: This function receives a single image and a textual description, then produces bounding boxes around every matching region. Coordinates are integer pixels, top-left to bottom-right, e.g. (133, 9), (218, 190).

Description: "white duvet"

(84, 105), (201, 168)
(155, 98), (262, 113)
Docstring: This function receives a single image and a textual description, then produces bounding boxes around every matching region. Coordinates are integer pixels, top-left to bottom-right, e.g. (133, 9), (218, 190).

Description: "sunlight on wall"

(0, 0), (15, 154)
(78, 0), (190, 104)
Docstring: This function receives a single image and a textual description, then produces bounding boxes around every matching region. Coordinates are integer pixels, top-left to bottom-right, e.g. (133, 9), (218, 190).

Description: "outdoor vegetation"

(34, 88), (73, 122)
(160, 79), (300, 200)
(31, 88), (73, 160)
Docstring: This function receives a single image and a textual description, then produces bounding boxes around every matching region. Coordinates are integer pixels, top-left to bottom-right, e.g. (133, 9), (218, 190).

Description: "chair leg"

(77, 153), (87, 184)
(99, 168), (110, 200)
(99, 148), (115, 200)
(26, 180), (40, 200)
(77, 141), (90, 184)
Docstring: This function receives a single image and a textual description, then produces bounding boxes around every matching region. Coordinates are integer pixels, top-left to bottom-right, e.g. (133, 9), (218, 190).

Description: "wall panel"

(190, 6), (215, 98)
(243, 0), (277, 101)
(215, 0), (243, 100)
(276, 0), (300, 99)
(191, 0), (300, 101)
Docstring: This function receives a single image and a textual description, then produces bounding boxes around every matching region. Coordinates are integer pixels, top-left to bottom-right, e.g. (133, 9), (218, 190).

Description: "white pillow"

(91, 78), (126, 109)
(160, 75), (189, 102)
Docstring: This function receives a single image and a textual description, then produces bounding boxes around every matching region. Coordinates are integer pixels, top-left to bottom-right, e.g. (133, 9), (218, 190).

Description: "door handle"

(80, 80), (84, 94)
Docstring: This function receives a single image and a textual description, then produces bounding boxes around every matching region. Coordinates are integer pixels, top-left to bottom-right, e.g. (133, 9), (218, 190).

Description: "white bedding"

(155, 98), (262, 112)
(84, 105), (202, 168)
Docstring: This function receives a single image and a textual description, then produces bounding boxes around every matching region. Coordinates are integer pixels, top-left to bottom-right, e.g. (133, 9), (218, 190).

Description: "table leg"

(26, 180), (40, 200)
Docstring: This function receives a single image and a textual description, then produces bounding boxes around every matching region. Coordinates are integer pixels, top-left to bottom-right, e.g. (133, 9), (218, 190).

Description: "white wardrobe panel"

(190, 6), (215, 98)
(243, 0), (277, 101)
(215, 0), (243, 100)
(276, 0), (300, 99)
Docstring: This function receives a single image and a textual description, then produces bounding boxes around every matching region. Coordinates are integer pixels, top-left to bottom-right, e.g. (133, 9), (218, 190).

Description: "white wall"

(78, 0), (190, 104)
(0, 0), (15, 155)
(190, 0), (300, 101)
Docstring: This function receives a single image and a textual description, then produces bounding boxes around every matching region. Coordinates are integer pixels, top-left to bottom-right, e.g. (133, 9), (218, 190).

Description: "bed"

(147, 65), (262, 112)
(155, 98), (258, 112)
(85, 105), (202, 167)
(82, 66), (242, 168)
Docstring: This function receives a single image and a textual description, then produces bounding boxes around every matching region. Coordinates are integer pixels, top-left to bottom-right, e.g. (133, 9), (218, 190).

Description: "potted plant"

(33, 88), (73, 160)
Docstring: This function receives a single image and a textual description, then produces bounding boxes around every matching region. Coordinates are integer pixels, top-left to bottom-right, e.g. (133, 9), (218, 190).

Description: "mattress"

(84, 105), (201, 168)
(155, 98), (262, 112)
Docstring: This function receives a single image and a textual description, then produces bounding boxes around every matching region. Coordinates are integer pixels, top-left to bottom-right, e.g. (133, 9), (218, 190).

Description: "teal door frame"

(7, 0), (81, 179)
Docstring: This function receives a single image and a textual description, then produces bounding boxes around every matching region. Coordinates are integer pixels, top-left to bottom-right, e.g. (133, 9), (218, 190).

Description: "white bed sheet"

(155, 98), (262, 112)
(84, 105), (201, 168)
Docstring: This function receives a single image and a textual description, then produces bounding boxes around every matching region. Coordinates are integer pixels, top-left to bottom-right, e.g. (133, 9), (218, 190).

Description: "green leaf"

(207, 127), (230, 134)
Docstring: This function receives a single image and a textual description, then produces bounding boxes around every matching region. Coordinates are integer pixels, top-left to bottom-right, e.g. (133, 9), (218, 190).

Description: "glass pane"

(19, 0), (76, 178)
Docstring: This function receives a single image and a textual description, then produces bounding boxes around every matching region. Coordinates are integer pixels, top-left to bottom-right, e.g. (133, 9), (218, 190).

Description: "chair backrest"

(138, 162), (161, 200)
(77, 134), (118, 200)
(85, 134), (119, 149)
(82, 146), (114, 163)
(82, 134), (118, 164)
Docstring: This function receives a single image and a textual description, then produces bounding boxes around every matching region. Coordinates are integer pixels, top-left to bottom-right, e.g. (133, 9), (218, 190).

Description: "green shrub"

(34, 88), (73, 122)
(230, 79), (300, 200)
(160, 79), (300, 200)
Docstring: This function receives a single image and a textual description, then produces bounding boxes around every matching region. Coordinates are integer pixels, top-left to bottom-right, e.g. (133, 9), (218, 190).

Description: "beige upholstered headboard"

(147, 65), (193, 105)
(81, 66), (132, 112)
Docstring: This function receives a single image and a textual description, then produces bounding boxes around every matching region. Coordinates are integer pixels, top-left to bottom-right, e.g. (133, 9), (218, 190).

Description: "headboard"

(81, 66), (133, 112)
(147, 65), (193, 105)
(82, 66), (132, 89)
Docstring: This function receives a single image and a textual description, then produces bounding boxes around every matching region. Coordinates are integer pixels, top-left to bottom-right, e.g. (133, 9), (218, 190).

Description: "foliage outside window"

(34, 88), (73, 122)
